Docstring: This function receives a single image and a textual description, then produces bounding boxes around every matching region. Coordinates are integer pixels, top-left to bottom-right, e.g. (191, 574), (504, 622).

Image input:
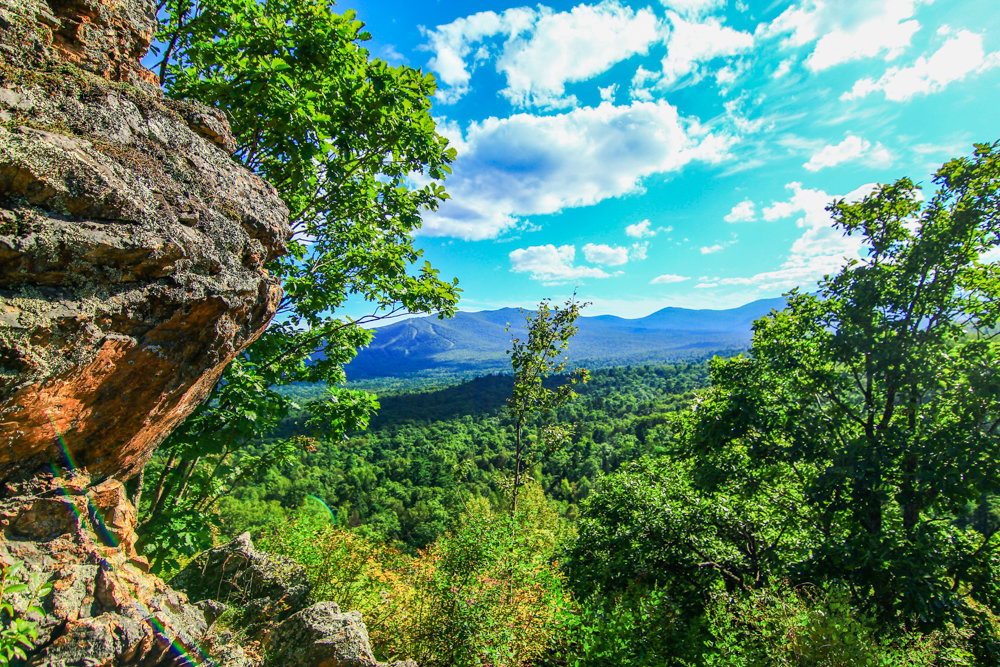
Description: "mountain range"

(341, 296), (787, 380)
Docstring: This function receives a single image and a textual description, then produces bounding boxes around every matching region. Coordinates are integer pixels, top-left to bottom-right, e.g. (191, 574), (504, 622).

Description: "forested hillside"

(10, 0), (988, 663)
(219, 363), (708, 549)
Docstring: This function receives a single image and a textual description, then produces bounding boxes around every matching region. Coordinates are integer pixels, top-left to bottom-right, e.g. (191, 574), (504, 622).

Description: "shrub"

(262, 488), (573, 666)
(0, 560), (51, 665)
(702, 581), (975, 667)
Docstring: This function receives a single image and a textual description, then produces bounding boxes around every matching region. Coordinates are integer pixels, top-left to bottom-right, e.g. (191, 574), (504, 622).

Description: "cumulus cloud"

(656, 12), (754, 88)
(761, 0), (923, 71)
(700, 243), (726, 254)
(724, 198), (756, 222)
(424, 2), (661, 108)
(650, 273), (691, 284)
(509, 244), (611, 282)
(626, 219), (657, 237)
(583, 243), (630, 265)
(658, 0), (726, 17)
(803, 135), (893, 171)
(497, 3), (661, 108)
(842, 29), (999, 102)
(421, 101), (732, 240)
(699, 182), (876, 292)
(423, 8), (535, 104)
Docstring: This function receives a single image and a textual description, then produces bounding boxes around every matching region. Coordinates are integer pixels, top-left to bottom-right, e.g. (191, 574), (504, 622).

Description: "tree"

(505, 297), (589, 516)
(677, 142), (1000, 652)
(137, 0), (459, 569)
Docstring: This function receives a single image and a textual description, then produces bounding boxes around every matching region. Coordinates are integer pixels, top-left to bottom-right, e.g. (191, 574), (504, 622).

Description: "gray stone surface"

(0, 0), (289, 484)
(269, 602), (378, 667)
(171, 533), (311, 627)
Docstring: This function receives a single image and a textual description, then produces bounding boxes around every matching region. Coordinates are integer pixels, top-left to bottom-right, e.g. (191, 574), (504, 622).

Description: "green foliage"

(677, 143), (1000, 644)
(566, 456), (809, 608)
(260, 485), (573, 666)
(218, 364), (708, 552)
(563, 142), (1000, 662)
(0, 561), (51, 665)
(555, 585), (703, 666)
(138, 0), (459, 569)
(702, 582), (974, 666)
(506, 297), (590, 515)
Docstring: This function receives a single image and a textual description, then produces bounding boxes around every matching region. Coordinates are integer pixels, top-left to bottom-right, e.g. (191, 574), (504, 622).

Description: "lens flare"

(42, 414), (215, 665)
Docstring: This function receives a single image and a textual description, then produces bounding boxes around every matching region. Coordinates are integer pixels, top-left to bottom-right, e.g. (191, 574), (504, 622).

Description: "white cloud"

(599, 84), (618, 103)
(763, 182), (839, 226)
(842, 29), (998, 102)
(498, 2), (661, 108)
(650, 273), (691, 284)
(630, 242), (649, 261)
(509, 244), (611, 282)
(701, 181), (877, 292)
(626, 219), (655, 237)
(803, 135), (893, 171)
(583, 243), (630, 265)
(659, 0), (725, 17)
(722, 96), (765, 134)
(657, 11), (754, 87)
(423, 8), (536, 103)
(761, 0), (923, 71)
(700, 243), (726, 254)
(772, 59), (793, 78)
(424, 2), (661, 108)
(724, 198), (756, 222)
(630, 65), (658, 101)
(421, 101), (732, 240)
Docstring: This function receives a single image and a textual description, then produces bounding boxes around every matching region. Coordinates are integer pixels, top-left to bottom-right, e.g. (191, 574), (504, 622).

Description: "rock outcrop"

(0, 1), (414, 664)
(171, 532), (312, 629)
(0, 0), (289, 483)
(0, 472), (208, 665)
(269, 602), (377, 667)
(0, 0), (291, 662)
(172, 535), (408, 667)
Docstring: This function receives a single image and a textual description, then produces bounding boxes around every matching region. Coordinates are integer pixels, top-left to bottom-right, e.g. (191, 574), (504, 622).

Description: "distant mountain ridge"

(342, 296), (787, 380)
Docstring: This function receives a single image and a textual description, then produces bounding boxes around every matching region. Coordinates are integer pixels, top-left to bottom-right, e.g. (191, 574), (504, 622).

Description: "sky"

(333, 0), (1000, 319)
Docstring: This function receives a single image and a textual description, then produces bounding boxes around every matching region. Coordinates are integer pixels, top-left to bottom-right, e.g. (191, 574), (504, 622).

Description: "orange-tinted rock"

(0, 474), (209, 665)
(0, 0), (290, 483)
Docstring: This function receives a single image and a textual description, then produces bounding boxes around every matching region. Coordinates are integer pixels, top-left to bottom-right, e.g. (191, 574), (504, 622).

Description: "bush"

(0, 560), (51, 665)
(553, 585), (705, 666)
(702, 581), (974, 667)
(261, 487), (573, 666)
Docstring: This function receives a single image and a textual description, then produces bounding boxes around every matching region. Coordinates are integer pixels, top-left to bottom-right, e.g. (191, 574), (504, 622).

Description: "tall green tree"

(137, 0), (459, 568)
(677, 141), (1000, 650)
(505, 297), (589, 515)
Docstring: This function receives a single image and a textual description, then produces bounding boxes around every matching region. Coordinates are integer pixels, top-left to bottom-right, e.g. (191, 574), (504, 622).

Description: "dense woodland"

(21, 0), (992, 664)
(218, 363), (708, 550)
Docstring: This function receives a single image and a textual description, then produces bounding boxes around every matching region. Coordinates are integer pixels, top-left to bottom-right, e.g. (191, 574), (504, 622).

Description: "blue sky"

(335, 0), (1000, 318)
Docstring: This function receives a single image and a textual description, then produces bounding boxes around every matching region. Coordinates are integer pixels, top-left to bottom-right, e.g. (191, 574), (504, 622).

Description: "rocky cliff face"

(0, 0), (294, 663)
(0, 0), (289, 483)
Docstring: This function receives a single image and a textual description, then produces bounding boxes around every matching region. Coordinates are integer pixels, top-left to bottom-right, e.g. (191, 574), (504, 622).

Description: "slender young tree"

(506, 296), (589, 516)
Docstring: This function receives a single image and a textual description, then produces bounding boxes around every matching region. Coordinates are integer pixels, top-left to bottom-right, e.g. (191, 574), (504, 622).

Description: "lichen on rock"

(0, 0), (290, 484)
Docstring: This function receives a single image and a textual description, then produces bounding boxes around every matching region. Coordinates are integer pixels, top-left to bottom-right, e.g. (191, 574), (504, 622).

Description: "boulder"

(0, 0), (290, 485)
(0, 0), (289, 662)
(269, 602), (378, 667)
(171, 532), (311, 627)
